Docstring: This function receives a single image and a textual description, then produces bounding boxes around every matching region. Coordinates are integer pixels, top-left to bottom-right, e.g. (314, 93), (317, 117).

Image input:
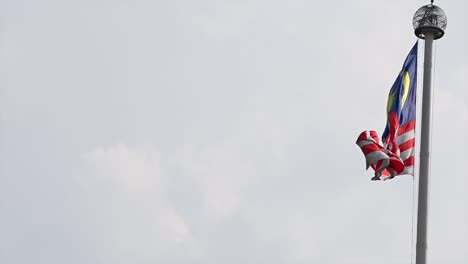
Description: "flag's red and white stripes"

(394, 120), (416, 175)
(356, 127), (415, 180)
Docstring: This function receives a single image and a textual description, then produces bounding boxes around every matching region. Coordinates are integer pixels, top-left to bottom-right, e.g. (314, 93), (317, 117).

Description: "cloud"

(78, 144), (197, 263)
(72, 62), (468, 263)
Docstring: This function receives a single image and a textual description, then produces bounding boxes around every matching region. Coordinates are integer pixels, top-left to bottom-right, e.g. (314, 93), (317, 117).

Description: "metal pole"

(415, 31), (434, 264)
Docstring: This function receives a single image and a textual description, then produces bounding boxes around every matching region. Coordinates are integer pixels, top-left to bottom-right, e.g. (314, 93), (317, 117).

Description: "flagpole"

(412, 3), (446, 264)
(415, 29), (433, 264)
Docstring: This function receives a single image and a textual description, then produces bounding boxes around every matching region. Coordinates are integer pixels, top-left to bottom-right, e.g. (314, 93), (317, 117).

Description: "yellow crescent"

(401, 71), (411, 109)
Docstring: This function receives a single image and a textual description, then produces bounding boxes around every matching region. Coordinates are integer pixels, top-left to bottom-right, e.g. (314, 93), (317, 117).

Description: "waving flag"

(356, 43), (418, 181)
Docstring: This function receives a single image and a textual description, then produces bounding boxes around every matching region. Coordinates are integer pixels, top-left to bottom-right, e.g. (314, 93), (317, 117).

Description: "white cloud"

(181, 142), (252, 219)
(78, 144), (197, 263)
(72, 62), (468, 263)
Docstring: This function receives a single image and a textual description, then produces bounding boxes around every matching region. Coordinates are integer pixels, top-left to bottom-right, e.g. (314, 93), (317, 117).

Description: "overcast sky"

(1, 0), (467, 263)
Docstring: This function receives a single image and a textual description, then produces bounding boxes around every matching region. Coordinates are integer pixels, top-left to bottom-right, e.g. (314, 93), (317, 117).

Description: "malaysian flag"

(356, 42), (418, 181)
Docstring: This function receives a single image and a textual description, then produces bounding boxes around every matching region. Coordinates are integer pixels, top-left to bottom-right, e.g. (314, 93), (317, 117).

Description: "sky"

(0, 0), (467, 264)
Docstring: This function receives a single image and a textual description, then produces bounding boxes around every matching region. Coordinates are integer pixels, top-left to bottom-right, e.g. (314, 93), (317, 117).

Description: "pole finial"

(413, 3), (447, 39)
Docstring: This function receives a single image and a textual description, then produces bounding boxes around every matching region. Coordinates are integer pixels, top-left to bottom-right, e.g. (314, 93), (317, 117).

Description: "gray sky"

(1, 0), (467, 263)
